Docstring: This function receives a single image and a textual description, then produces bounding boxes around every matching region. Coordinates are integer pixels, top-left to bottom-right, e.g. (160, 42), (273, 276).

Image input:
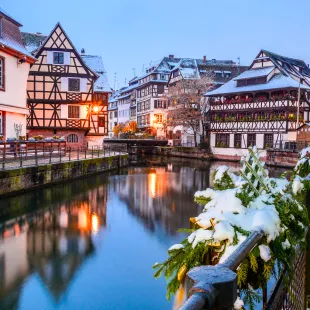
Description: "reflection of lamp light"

(93, 106), (99, 113)
(91, 213), (99, 235)
(149, 173), (156, 198)
(78, 210), (88, 230)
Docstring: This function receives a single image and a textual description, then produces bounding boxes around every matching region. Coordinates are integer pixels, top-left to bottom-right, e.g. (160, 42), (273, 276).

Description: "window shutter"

(61, 77), (68, 91)
(46, 51), (53, 64)
(80, 78), (87, 92)
(64, 52), (71, 65)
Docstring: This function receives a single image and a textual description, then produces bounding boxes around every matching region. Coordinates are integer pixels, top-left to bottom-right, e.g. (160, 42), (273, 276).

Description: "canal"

(0, 158), (287, 310)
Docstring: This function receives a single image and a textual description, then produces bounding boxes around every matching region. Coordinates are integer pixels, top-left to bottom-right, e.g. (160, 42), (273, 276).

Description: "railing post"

(35, 142), (38, 166)
(98, 146), (100, 157)
(49, 145), (52, 164)
(19, 142), (22, 168)
(92, 146), (94, 158)
(69, 147), (71, 162)
(85, 146), (87, 159)
(77, 146), (79, 160)
(59, 143), (61, 163)
(2, 143), (5, 170)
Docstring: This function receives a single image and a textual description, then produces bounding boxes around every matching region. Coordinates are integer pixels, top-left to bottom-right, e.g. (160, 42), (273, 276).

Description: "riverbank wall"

(166, 148), (298, 168)
(0, 154), (128, 196)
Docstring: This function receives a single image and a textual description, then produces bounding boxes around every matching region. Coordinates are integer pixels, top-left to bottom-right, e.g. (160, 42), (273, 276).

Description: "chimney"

(81, 48), (85, 55)
(203, 56), (207, 62)
(169, 54), (174, 59)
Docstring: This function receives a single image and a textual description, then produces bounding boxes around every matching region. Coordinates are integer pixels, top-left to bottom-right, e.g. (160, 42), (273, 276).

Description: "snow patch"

(259, 244), (271, 262)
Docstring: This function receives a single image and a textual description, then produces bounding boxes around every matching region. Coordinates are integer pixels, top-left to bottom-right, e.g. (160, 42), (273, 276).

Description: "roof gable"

(34, 23), (97, 78)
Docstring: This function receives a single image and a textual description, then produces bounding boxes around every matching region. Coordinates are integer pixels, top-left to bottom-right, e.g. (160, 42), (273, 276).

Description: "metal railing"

(0, 141), (128, 170)
(268, 140), (310, 152)
(181, 230), (307, 310)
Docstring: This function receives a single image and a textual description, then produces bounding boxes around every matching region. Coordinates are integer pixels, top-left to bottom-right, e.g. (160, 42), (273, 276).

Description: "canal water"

(0, 157), (287, 310)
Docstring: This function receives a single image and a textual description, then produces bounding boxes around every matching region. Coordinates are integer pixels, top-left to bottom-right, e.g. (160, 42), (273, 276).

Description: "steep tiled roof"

(0, 9), (35, 60)
(206, 49), (310, 96)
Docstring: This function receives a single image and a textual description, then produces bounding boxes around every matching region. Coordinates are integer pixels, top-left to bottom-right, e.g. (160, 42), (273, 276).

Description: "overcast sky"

(3, 0), (310, 89)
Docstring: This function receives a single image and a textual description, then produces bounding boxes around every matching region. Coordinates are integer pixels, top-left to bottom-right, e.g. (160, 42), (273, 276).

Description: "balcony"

(210, 95), (302, 112)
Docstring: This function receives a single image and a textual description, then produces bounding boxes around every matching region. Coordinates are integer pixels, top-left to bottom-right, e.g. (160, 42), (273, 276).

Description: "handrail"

(182, 230), (264, 310)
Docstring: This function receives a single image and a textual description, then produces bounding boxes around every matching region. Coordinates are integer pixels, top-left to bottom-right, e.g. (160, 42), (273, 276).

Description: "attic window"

(53, 52), (64, 65)
(237, 77), (267, 87)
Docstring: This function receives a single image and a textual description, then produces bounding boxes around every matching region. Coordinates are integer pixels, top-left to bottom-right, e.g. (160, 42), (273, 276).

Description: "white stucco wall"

(0, 51), (30, 110)
(6, 112), (27, 138)
(0, 51), (30, 138)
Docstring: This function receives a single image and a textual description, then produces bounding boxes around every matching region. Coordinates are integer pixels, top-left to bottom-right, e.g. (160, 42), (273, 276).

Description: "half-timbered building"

(25, 23), (100, 147)
(166, 55), (247, 145)
(81, 51), (111, 145)
(205, 50), (310, 160)
(0, 8), (36, 140)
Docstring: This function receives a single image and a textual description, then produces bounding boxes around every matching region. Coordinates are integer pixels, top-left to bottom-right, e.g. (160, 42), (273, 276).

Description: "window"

(237, 77), (267, 87)
(160, 74), (166, 80)
(0, 57), (5, 90)
(264, 134), (273, 149)
(215, 134), (230, 148)
(234, 134), (242, 148)
(154, 114), (163, 123)
(68, 78), (80, 92)
(114, 111), (117, 118)
(99, 117), (105, 127)
(53, 52), (64, 65)
(224, 71), (231, 78)
(68, 105), (80, 118)
(67, 134), (78, 143)
(247, 134), (256, 147)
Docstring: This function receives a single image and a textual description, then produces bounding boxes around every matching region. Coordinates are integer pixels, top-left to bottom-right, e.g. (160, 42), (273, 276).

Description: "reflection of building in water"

(0, 182), (108, 306)
(114, 162), (209, 236)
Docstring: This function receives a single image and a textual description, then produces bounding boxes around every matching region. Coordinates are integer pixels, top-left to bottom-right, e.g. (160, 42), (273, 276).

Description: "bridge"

(103, 139), (168, 154)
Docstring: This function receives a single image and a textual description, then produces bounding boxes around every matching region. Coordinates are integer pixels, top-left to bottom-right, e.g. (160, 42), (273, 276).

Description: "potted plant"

(18, 136), (26, 141)
(0, 135), (4, 142)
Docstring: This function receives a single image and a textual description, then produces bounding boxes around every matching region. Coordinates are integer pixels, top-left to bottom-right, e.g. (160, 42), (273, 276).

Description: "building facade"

(81, 52), (111, 146)
(108, 91), (119, 137)
(135, 58), (171, 137)
(24, 23), (101, 147)
(0, 8), (36, 140)
(206, 50), (310, 160)
(166, 55), (247, 145)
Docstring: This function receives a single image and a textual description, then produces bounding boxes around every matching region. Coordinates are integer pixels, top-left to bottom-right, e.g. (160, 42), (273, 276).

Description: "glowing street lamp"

(93, 106), (99, 113)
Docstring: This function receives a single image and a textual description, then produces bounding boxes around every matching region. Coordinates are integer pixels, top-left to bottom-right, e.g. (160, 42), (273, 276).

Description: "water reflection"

(0, 158), (287, 310)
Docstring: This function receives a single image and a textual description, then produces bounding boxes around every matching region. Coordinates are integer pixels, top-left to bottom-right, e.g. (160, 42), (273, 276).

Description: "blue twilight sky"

(2, 0), (310, 89)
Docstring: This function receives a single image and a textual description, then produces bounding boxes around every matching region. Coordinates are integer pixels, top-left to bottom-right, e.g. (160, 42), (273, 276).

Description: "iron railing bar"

(220, 230), (264, 271)
(181, 290), (216, 310)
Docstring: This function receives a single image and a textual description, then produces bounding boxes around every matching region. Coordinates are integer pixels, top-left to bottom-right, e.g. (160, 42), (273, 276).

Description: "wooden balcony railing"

(210, 97), (305, 112)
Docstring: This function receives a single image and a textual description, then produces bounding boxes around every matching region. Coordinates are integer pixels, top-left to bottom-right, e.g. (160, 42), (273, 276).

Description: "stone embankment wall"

(0, 155), (128, 196)
(265, 150), (298, 168)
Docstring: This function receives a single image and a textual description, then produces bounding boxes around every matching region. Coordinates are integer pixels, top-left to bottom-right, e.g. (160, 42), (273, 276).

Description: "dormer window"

(53, 52), (64, 64)
(237, 76), (267, 87)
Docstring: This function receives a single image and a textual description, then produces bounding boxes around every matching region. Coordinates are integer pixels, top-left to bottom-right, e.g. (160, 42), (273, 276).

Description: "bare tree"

(165, 74), (214, 146)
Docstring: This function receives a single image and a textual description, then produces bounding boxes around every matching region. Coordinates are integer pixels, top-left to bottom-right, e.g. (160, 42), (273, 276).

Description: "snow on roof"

(206, 74), (310, 96)
(22, 32), (47, 54)
(81, 55), (111, 93)
(0, 36), (34, 58)
(234, 66), (275, 80)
